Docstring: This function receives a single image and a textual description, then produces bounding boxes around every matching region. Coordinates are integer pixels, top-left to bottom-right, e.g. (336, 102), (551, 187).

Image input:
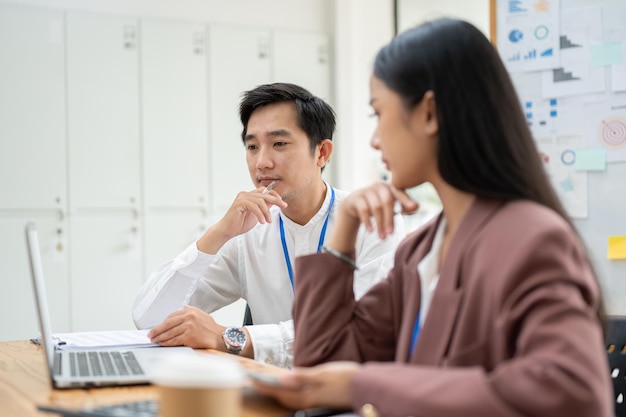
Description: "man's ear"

(422, 90), (438, 136)
(317, 139), (333, 168)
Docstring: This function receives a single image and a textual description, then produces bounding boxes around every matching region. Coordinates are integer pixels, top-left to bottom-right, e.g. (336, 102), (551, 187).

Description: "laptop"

(25, 222), (193, 389)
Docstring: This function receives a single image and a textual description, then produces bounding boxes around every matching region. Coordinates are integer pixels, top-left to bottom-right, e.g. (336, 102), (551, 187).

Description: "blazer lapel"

(411, 198), (503, 365)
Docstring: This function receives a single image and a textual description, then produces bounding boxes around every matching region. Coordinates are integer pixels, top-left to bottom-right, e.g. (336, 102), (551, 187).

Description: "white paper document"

(35, 329), (158, 350)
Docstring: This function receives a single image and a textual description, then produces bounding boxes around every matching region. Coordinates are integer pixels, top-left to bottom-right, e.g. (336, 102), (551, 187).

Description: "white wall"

(332, 0), (491, 192)
(332, 0), (395, 191)
(0, 0), (333, 32)
(397, 0), (490, 36)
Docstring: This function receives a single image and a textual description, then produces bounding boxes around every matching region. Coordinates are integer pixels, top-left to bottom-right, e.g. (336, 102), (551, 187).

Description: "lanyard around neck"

(279, 186), (335, 289)
(409, 312), (421, 358)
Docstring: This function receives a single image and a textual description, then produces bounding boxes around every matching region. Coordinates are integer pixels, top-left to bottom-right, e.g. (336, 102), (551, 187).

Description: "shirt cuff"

(246, 323), (292, 368)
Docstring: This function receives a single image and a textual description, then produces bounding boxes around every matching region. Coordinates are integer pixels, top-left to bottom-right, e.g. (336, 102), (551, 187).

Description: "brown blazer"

(293, 198), (612, 417)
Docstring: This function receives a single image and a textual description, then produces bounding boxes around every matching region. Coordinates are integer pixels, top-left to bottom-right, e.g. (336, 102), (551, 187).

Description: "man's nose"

(256, 147), (274, 169)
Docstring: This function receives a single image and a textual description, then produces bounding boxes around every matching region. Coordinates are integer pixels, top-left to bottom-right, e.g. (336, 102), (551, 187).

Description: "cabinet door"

(143, 211), (207, 279)
(0, 5), (66, 211)
(0, 217), (69, 341)
(208, 25), (272, 213)
(69, 215), (142, 331)
(141, 20), (210, 209)
(273, 31), (335, 184)
(66, 12), (140, 210)
(273, 31), (332, 102)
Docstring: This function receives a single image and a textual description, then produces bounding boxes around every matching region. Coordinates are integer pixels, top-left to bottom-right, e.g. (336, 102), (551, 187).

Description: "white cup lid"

(151, 353), (245, 388)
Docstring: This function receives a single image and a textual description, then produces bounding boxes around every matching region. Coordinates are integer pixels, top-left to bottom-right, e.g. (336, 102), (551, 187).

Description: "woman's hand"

(340, 182), (418, 239)
(252, 362), (361, 410)
(327, 183), (419, 254)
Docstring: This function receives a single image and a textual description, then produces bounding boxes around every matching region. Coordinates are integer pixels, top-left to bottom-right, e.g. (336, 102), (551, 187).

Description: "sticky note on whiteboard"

(591, 42), (623, 67)
(608, 236), (626, 260)
(574, 148), (606, 171)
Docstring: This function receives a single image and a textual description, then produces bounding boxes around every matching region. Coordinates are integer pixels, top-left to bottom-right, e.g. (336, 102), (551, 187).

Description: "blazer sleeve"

(293, 251), (403, 366)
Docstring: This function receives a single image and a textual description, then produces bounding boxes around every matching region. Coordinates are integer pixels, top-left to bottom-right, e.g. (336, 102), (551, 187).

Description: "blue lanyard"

(279, 186), (335, 289)
(409, 311), (421, 357)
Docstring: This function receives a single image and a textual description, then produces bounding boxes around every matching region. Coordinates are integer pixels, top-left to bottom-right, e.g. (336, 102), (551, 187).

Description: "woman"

(254, 18), (612, 417)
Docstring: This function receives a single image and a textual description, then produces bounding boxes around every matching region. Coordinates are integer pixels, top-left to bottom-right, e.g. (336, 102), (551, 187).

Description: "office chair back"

(607, 316), (626, 416)
(243, 304), (253, 326)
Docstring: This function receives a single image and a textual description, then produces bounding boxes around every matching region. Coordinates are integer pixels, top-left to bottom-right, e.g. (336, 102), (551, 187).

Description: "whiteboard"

(496, 0), (626, 313)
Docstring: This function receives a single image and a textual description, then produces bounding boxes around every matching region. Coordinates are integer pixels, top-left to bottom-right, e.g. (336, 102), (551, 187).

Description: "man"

(132, 83), (404, 367)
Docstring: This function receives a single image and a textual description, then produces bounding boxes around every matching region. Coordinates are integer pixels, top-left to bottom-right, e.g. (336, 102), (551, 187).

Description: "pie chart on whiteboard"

(599, 117), (626, 149)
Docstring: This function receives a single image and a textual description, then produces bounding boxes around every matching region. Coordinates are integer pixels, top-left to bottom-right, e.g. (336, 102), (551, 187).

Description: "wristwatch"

(222, 327), (247, 355)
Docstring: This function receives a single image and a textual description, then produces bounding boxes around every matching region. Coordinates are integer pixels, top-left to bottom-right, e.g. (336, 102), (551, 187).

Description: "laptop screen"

(25, 222), (57, 387)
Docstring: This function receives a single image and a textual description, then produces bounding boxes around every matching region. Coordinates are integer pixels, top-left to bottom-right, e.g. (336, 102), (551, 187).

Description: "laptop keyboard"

(39, 400), (159, 417)
(82, 400), (158, 417)
(56, 351), (145, 377)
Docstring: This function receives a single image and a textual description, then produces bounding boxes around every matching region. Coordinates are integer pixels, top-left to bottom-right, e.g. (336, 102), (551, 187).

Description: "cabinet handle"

(56, 228), (63, 252)
(318, 45), (328, 64)
(258, 37), (269, 59)
(192, 31), (205, 55)
(123, 25), (136, 50)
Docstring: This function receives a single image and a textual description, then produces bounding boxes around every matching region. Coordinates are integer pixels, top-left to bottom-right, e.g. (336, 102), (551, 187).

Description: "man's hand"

(147, 305), (226, 350)
(197, 186), (288, 254)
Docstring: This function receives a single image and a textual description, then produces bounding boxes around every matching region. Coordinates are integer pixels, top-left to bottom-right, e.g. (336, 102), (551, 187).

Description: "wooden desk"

(0, 340), (289, 417)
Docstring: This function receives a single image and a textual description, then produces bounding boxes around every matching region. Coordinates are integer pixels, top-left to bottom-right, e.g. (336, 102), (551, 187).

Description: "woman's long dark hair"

(374, 18), (606, 330)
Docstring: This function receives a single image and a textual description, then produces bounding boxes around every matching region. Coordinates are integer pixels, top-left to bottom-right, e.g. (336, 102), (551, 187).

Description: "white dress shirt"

(416, 217), (446, 329)
(132, 185), (405, 368)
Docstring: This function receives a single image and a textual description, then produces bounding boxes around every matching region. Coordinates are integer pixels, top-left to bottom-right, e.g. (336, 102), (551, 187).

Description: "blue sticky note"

(574, 148), (606, 171)
(560, 177), (574, 192)
(591, 42), (623, 67)
(549, 99), (557, 106)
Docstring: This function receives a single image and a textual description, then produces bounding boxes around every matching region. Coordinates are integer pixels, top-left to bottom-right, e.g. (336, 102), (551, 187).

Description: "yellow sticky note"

(608, 236), (626, 260)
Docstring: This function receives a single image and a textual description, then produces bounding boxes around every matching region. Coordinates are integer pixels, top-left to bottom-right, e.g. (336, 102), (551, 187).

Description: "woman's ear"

(317, 139), (333, 168)
(422, 91), (438, 136)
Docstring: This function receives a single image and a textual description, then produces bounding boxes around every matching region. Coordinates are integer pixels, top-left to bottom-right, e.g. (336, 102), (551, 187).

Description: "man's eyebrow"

(244, 129), (291, 142)
(267, 129), (291, 137)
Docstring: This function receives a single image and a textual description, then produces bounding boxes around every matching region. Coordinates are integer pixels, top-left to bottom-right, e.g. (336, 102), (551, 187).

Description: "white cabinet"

(66, 12), (141, 210)
(69, 215), (142, 331)
(0, 5), (69, 341)
(0, 5), (67, 211)
(65, 12), (143, 331)
(140, 19), (211, 279)
(141, 19), (210, 210)
(0, 217), (69, 340)
(273, 31), (332, 102)
(144, 212), (206, 274)
(208, 25), (272, 212)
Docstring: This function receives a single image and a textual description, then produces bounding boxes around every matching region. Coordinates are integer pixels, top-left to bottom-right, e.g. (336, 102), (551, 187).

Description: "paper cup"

(152, 354), (245, 417)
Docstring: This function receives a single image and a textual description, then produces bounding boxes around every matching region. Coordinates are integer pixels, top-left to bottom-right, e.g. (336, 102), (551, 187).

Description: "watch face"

(225, 328), (246, 347)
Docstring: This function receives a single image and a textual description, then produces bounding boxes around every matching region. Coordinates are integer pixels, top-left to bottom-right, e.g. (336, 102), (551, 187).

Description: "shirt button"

(361, 403), (379, 417)
(265, 357), (273, 364)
